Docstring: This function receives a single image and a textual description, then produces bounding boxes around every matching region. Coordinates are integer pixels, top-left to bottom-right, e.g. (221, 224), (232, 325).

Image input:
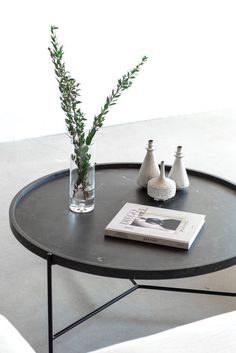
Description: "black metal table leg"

(47, 253), (53, 353)
(45, 267), (236, 353)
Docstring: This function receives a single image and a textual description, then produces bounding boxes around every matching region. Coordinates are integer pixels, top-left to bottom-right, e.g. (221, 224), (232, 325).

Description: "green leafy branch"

(48, 25), (86, 146)
(49, 25), (147, 146)
(86, 55), (148, 144)
(48, 25), (147, 198)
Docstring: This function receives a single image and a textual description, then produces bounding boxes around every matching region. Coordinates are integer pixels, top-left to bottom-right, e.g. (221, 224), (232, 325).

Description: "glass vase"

(69, 143), (95, 213)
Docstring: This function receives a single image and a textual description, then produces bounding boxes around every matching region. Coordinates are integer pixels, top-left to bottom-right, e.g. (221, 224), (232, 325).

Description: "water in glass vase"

(69, 144), (95, 213)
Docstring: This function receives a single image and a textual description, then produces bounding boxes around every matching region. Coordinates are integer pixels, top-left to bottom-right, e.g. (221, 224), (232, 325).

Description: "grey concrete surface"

(1, 110), (236, 353)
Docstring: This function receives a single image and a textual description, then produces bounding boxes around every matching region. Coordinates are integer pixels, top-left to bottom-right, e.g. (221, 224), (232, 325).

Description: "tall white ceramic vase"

(168, 146), (189, 190)
(136, 140), (160, 188)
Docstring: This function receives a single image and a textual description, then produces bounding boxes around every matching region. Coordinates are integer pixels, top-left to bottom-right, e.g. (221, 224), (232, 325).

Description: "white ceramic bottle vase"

(168, 146), (189, 190)
(136, 140), (160, 188)
(147, 161), (176, 201)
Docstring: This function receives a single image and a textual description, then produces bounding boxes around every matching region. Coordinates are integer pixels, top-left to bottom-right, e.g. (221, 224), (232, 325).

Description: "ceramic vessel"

(147, 161), (176, 201)
(168, 145), (189, 190)
(136, 140), (160, 188)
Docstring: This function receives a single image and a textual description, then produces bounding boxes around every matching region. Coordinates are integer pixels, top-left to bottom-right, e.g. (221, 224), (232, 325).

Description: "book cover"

(105, 203), (205, 249)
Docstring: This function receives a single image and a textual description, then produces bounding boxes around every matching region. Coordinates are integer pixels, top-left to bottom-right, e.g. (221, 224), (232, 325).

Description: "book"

(105, 203), (205, 250)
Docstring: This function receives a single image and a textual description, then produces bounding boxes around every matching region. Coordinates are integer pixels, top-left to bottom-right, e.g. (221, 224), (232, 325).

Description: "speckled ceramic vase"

(147, 161), (176, 201)
(136, 140), (160, 188)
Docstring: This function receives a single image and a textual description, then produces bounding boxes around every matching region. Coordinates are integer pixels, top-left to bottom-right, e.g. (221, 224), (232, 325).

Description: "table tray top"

(9, 163), (236, 280)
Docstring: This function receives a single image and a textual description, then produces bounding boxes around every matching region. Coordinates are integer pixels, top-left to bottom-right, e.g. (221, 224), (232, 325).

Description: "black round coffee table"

(9, 163), (236, 353)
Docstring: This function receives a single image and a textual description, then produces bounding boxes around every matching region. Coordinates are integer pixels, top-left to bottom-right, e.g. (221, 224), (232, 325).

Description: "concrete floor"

(1, 109), (236, 353)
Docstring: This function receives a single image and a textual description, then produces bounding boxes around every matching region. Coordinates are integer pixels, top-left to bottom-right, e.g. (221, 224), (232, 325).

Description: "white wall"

(1, 0), (236, 142)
